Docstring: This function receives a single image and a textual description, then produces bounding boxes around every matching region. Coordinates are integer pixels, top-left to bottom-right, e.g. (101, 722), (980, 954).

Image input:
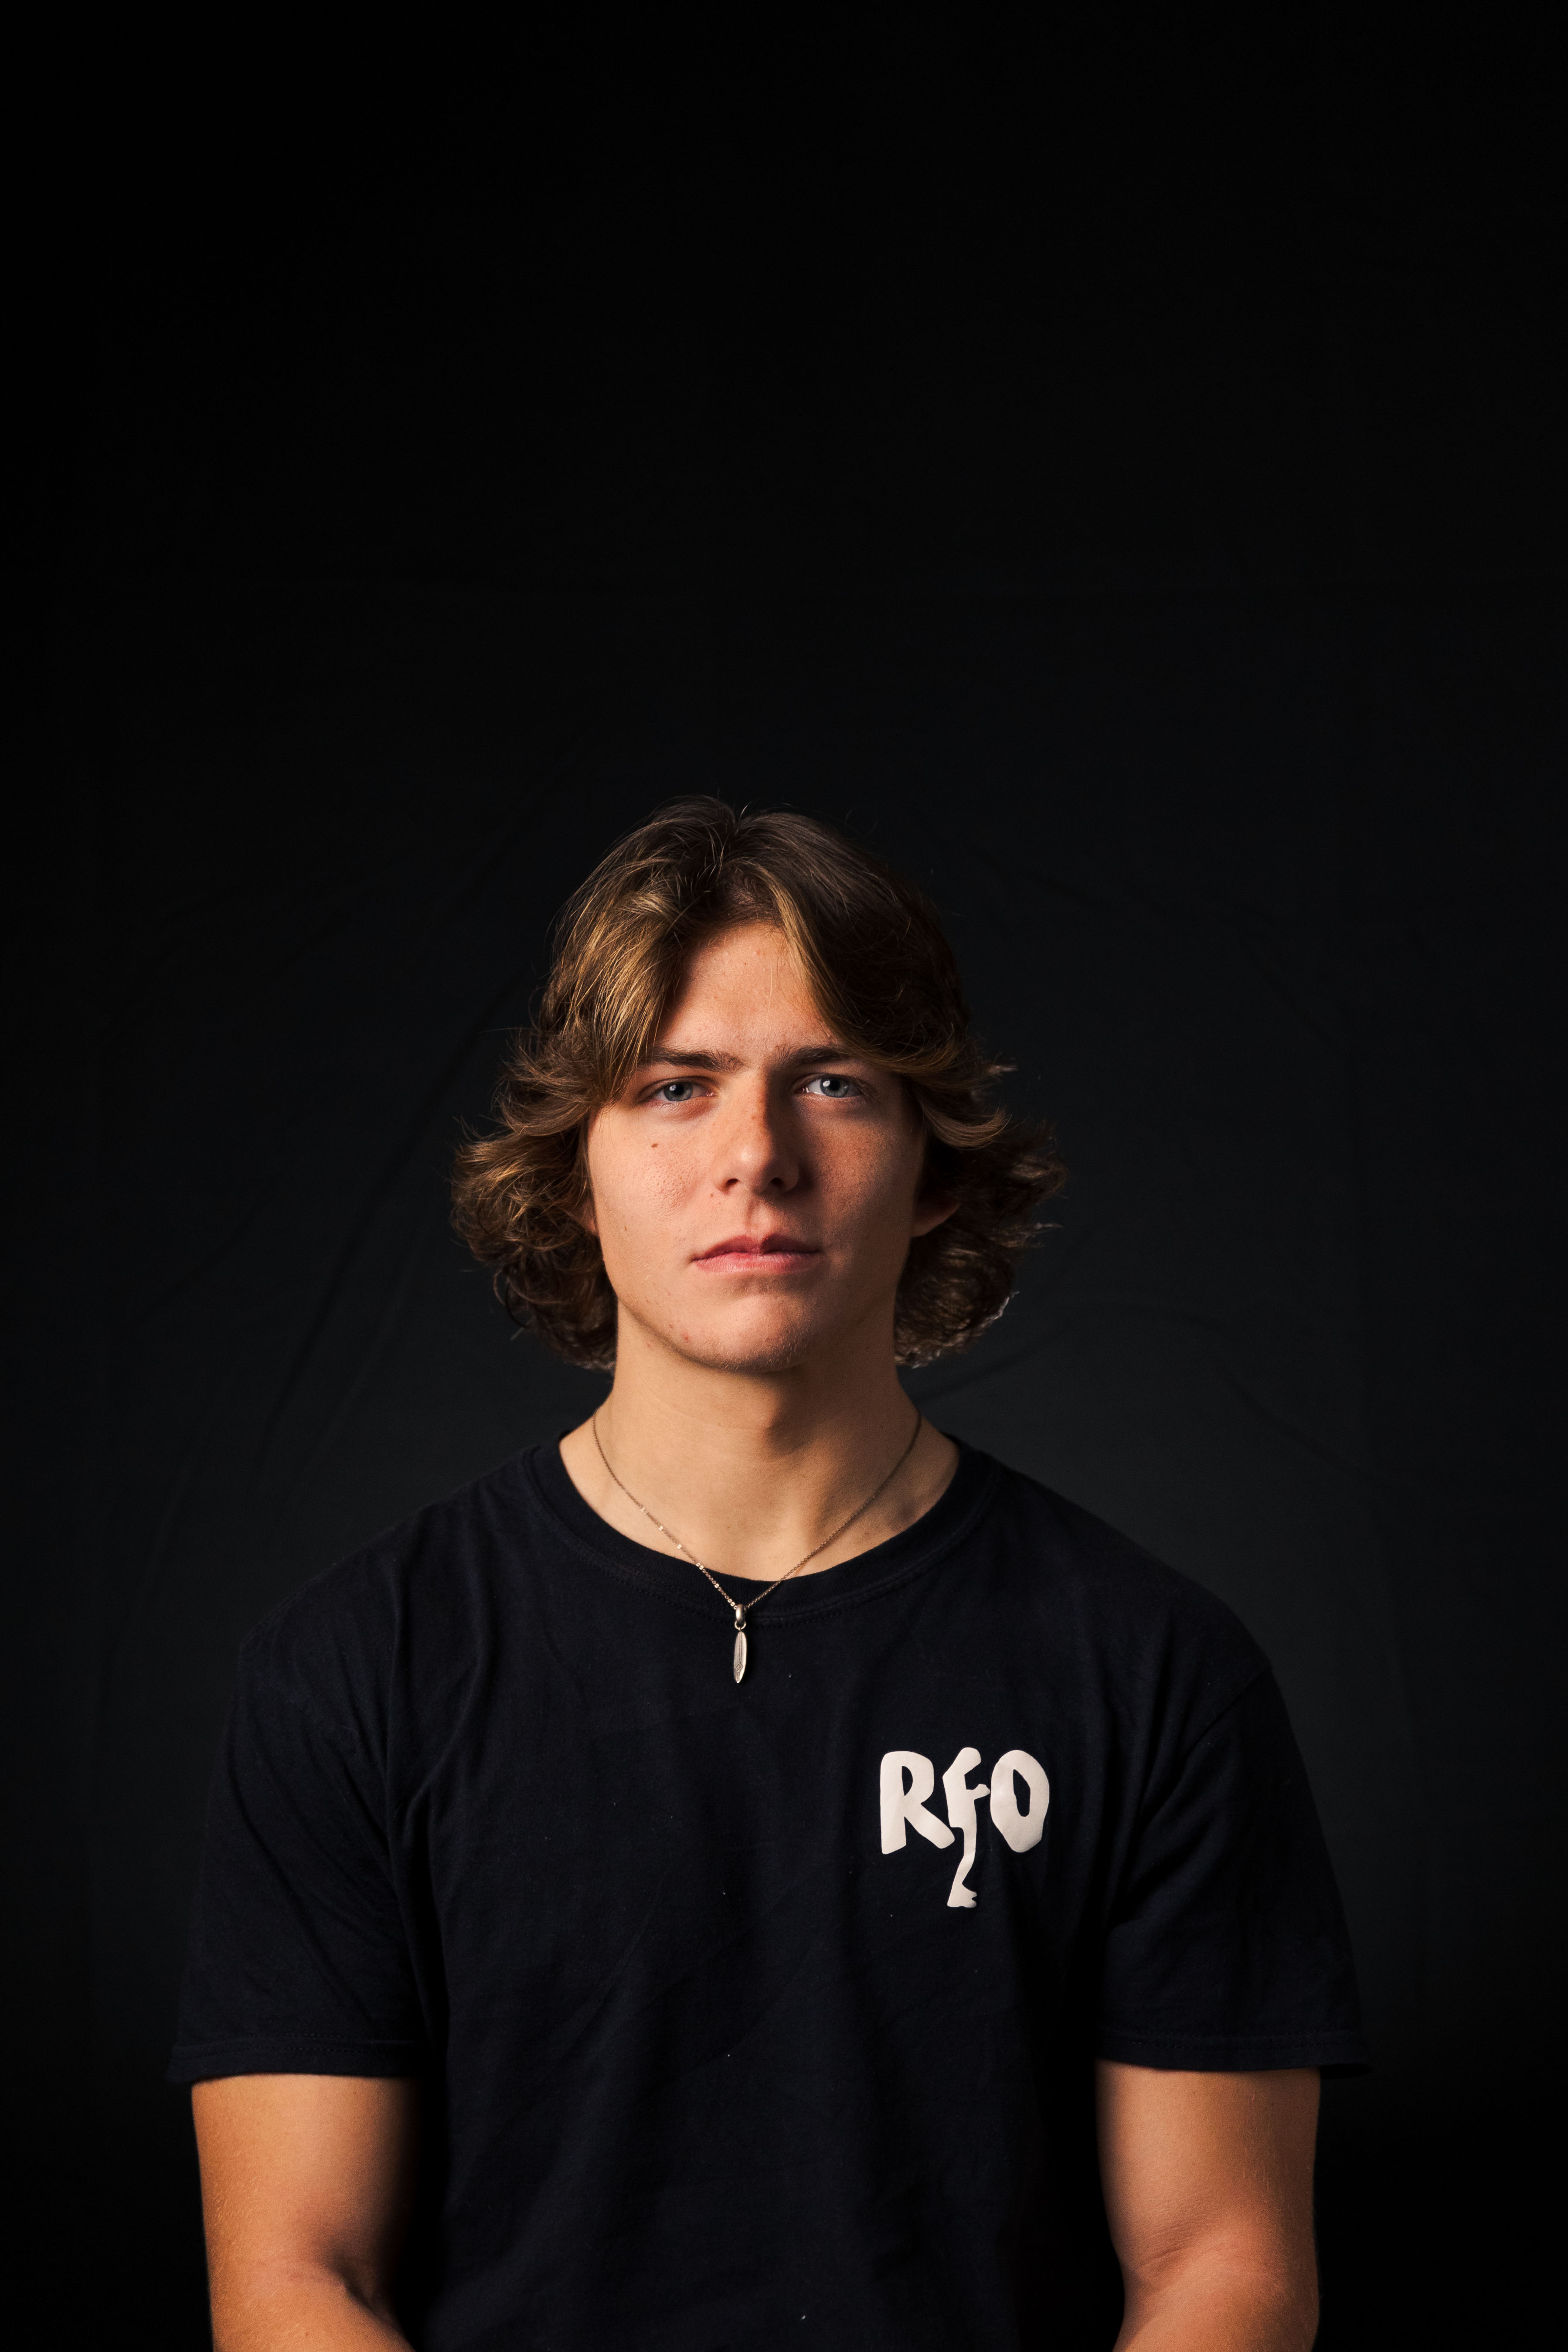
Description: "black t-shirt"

(171, 1441), (1366, 2351)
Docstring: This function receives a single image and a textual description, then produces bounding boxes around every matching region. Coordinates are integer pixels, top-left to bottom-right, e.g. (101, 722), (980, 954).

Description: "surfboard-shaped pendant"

(733, 1623), (748, 1683)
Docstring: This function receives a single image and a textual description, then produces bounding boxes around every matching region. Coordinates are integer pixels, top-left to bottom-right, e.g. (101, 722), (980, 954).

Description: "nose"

(712, 1074), (801, 1196)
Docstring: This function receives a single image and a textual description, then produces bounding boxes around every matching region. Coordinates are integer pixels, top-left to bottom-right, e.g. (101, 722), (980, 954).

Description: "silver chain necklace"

(591, 1406), (924, 1683)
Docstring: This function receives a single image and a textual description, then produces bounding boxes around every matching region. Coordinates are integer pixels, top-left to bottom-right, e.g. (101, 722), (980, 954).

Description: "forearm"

(210, 2264), (412, 2352)
(1115, 2252), (1317, 2352)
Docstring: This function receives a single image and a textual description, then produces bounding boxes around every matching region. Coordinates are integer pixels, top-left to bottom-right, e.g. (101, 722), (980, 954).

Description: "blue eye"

(803, 1074), (859, 1098)
(655, 1081), (700, 1103)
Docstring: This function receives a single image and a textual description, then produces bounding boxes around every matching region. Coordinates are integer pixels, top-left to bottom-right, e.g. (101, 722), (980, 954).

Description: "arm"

(193, 2074), (420, 2352)
(1096, 2060), (1320, 2352)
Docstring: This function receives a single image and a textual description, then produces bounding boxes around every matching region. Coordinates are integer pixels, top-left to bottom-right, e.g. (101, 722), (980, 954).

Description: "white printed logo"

(879, 1746), (1050, 1909)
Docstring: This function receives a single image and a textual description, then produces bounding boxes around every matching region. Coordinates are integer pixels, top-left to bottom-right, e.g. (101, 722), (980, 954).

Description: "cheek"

(835, 1128), (924, 1225)
(588, 1129), (692, 1247)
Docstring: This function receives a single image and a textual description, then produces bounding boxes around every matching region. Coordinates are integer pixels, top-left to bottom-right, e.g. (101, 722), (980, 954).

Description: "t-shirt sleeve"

(1097, 1669), (1368, 2074)
(167, 1644), (428, 2083)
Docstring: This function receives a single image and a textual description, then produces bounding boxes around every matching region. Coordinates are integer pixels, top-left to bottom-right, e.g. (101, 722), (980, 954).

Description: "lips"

(694, 1233), (823, 1268)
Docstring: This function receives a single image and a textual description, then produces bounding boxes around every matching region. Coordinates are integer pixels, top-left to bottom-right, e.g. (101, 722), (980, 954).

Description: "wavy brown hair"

(452, 798), (1063, 1369)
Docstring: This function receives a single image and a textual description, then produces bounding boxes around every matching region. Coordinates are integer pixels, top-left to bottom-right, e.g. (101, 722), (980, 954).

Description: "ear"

(905, 1090), (958, 1240)
(910, 1189), (959, 1240)
(575, 1117), (599, 1236)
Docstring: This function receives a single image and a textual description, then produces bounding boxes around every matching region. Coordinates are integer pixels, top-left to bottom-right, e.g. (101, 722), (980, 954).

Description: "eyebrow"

(640, 1043), (858, 1072)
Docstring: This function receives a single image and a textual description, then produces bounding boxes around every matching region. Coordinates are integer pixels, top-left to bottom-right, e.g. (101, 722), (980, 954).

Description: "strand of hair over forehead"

(545, 801), (959, 1087)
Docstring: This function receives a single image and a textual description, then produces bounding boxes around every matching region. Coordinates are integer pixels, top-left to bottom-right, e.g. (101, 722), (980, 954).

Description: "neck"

(558, 1314), (958, 1581)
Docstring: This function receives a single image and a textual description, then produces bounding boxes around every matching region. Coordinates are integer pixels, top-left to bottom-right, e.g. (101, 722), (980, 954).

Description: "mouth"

(693, 1234), (825, 1273)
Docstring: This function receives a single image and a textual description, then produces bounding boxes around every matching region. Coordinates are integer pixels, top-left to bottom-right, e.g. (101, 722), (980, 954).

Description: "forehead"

(656, 923), (827, 1043)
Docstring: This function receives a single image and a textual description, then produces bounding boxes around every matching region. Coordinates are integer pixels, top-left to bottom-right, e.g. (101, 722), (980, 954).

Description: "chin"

(673, 1326), (820, 1376)
(644, 1300), (844, 1377)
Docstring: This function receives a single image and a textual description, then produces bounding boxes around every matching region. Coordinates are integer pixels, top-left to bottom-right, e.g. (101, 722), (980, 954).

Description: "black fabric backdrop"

(8, 30), (1565, 2348)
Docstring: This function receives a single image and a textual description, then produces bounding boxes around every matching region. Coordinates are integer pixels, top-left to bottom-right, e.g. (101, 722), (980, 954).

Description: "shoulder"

(974, 1453), (1271, 1735)
(235, 1448), (544, 1749)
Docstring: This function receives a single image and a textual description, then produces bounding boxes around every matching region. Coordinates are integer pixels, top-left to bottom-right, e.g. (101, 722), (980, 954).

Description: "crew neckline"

(523, 1434), (1000, 1624)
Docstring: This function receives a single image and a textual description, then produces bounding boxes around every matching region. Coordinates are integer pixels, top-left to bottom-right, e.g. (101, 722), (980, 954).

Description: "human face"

(584, 923), (953, 1376)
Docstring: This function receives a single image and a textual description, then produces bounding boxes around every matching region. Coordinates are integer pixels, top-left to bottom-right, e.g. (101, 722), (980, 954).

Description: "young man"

(173, 800), (1364, 2350)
